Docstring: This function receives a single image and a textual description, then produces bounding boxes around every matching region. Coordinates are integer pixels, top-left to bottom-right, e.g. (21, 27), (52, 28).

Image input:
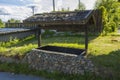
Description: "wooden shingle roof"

(24, 10), (94, 25)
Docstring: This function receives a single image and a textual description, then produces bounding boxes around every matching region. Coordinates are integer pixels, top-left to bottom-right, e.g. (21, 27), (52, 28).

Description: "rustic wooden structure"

(23, 10), (102, 55)
(5, 9), (102, 55)
(5, 10), (102, 33)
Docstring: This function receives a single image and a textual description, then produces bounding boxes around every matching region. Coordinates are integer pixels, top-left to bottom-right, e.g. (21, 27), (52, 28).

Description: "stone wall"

(24, 49), (95, 75)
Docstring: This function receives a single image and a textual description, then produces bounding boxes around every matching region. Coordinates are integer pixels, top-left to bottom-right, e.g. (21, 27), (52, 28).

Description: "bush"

(96, 1), (120, 35)
(42, 30), (56, 37)
(0, 19), (4, 28)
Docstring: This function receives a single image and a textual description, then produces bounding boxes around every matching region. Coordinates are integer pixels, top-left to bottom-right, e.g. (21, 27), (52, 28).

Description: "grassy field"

(0, 34), (120, 79)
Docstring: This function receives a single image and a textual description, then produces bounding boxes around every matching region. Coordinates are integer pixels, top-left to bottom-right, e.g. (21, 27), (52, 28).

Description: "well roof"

(24, 10), (94, 25)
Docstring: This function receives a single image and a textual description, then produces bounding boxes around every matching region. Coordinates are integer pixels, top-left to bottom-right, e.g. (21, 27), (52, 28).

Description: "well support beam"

(85, 23), (88, 55)
(37, 26), (41, 47)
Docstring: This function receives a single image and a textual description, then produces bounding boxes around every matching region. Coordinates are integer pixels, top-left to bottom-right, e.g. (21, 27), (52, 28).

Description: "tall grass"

(0, 38), (19, 47)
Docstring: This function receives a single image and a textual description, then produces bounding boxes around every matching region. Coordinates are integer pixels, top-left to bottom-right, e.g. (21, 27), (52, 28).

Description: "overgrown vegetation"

(0, 35), (37, 56)
(0, 19), (4, 28)
(76, 1), (86, 10)
(42, 30), (56, 37)
(56, 0), (86, 12)
(7, 18), (21, 23)
(95, 0), (120, 34)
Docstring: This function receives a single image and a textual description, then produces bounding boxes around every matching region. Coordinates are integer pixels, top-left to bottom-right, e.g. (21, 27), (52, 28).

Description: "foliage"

(57, 2), (85, 12)
(7, 18), (21, 23)
(0, 38), (19, 47)
(9, 44), (37, 56)
(95, 0), (120, 34)
(61, 7), (70, 12)
(0, 36), (37, 56)
(77, 1), (86, 10)
(0, 19), (4, 28)
(42, 30), (56, 37)
(56, 7), (70, 12)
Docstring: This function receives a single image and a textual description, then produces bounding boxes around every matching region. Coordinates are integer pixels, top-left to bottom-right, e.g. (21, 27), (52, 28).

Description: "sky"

(0, 0), (97, 22)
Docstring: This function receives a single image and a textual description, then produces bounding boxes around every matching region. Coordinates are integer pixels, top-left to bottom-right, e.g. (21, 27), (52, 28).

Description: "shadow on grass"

(8, 34), (99, 47)
(89, 50), (120, 80)
(7, 36), (37, 48)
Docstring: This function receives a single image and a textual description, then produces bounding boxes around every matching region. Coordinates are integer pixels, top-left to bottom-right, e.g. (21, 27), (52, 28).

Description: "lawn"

(0, 34), (120, 80)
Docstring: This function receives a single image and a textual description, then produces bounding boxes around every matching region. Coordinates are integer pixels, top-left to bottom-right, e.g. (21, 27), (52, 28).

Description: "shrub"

(42, 30), (56, 37)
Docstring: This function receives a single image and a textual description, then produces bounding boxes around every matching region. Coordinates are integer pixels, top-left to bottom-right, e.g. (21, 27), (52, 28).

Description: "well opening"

(37, 45), (85, 55)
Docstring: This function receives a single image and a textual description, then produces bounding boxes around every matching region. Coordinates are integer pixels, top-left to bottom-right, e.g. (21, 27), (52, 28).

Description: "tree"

(7, 18), (21, 23)
(60, 7), (70, 12)
(0, 19), (4, 28)
(76, 1), (86, 10)
(75, 2), (86, 11)
(94, 0), (120, 34)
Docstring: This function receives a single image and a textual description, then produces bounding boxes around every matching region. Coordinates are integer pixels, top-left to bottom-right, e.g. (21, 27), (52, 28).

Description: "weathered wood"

(6, 10), (102, 33)
(37, 26), (41, 47)
(5, 23), (37, 29)
(24, 10), (92, 24)
(85, 23), (88, 55)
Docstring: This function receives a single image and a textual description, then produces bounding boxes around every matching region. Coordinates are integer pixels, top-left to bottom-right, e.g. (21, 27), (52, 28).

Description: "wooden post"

(37, 26), (41, 47)
(85, 23), (88, 55)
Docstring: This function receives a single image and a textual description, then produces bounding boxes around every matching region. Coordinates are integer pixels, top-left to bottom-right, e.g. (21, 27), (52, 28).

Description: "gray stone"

(23, 49), (96, 75)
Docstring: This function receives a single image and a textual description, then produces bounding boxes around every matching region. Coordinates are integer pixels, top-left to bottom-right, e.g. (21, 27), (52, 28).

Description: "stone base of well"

(24, 46), (95, 74)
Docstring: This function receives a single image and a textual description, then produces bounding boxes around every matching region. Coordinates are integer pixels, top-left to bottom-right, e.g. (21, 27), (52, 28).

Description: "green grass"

(0, 35), (37, 56)
(89, 36), (120, 55)
(0, 62), (111, 80)
(0, 35), (120, 79)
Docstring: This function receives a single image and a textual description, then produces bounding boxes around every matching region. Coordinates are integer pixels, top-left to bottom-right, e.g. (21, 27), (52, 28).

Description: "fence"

(0, 29), (35, 42)
(5, 23), (37, 29)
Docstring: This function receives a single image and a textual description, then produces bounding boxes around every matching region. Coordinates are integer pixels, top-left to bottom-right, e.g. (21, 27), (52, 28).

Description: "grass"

(0, 34), (120, 79)
(0, 35), (37, 56)
(0, 62), (110, 80)
(89, 36), (120, 55)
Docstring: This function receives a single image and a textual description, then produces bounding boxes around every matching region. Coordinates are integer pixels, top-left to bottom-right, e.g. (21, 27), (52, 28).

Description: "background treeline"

(0, 18), (21, 28)
(94, 0), (120, 34)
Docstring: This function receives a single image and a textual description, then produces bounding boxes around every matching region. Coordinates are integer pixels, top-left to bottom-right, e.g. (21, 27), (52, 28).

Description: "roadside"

(0, 72), (46, 80)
